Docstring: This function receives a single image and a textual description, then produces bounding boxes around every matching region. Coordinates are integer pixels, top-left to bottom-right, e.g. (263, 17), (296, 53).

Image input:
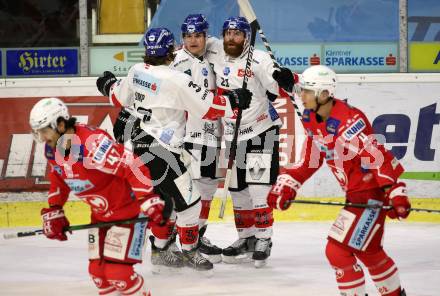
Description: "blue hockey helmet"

(143, 27), (175, 57)
(181, 14), (209, 35)
(222, 16), (250, 38)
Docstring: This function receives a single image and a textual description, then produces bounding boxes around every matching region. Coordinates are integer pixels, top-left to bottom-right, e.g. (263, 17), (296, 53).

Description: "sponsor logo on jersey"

(64, 179), (94, 193)
(268, 103), (280, 121)
(237, 68), (254, 78)
(342, 118), (366, 140)
(52, 165), (62, 175)
(93, 136), (113, 164)
(159, 128), (174, 144)
(202, 67), (208, 76)
(128, 217), (147, 260)
(223, 67), (230, 76)
(326, 117), (341, 135)
(132, 72), (161, 94)
(190, 132), (202, 138)
(134, 92), (145, 102)
(239, 126), (253, 135)
(348, 199), (382, 250)
(256, 113), (268, 123)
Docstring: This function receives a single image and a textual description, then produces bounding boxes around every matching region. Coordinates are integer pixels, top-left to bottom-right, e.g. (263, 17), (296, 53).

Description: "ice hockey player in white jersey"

(96, 27), (252, 272)
(206, 16), (295, 268)
(171, 14), (223, 263)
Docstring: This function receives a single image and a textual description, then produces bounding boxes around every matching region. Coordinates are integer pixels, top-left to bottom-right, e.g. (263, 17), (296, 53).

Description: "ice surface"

(1, 222), (439, 296)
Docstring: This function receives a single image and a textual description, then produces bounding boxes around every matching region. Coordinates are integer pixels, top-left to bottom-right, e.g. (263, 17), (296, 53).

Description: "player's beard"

(223, 40), (245, 58)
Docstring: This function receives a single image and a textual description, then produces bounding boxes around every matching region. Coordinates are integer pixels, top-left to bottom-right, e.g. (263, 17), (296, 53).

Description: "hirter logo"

(386, 54), (396, 66)
(237, 69), (254, 77)
(310, 54), (320, 65)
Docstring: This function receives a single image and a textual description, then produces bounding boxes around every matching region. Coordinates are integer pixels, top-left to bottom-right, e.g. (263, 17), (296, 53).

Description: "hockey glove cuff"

(97, 71), (117, 97)
(227, 88), (253, 110)
(41, 205), (70, 241)
(386, 182), (411, 220)
(267, 174), (302, 210)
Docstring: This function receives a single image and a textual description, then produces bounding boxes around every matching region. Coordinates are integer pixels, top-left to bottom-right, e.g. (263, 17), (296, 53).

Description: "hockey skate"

(252, 238), (272, 268)
(182, 248), (214, 273)
(198, 225), (223, 263)
(222, 236), (257, 264)
(150, 236), (184, 274)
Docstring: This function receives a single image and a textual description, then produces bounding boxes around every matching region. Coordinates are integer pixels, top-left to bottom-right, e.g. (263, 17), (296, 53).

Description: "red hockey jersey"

(45, 124), (157, 222)
(286, 99), (404, 195)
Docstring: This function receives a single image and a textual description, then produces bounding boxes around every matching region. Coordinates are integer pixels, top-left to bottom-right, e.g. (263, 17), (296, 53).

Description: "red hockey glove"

(386, 182), (411, 219)
(267, 174), (302, 210)
(140, 195), (172, 225)
(41, 206), (70, 241)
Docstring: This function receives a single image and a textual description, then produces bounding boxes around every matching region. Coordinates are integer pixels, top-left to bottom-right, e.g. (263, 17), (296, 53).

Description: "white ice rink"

(1, 222), (439, 296)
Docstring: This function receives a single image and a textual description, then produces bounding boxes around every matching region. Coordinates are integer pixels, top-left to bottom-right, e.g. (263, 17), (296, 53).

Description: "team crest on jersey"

(203, 121), (216, 135)
(342, 118), (366, 141)
(302, 109), (311, 122)
(223, 67), (230, 76)
(326, 117), (340, 135)
(202, 68), (208, 76)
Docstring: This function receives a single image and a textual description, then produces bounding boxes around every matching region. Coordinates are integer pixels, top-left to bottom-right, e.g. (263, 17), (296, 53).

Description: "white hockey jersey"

(207, 40), (282, 142)
(171, 39), (220, 147)
(109, 63), (234, 153)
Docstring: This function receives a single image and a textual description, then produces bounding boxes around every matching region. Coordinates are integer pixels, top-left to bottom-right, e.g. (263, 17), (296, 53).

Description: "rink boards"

(0, 74), (439, 226)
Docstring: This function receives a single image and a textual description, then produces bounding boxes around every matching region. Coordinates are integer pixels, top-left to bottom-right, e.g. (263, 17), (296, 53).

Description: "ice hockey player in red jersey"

(267, 65), (410, 296)
(29, 97), (172, 296)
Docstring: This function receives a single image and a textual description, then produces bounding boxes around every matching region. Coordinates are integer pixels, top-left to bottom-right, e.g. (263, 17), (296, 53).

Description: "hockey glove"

(96, 71), (117, 97)
(140, 194), (173, 226)
(267, 174), (301, 210)
(41, 205), (70, 241)
(113, 108), (139, 144)
(272, 67), (294, 93)
(227, 88), (253, 110)
(386, 182), (411, 219)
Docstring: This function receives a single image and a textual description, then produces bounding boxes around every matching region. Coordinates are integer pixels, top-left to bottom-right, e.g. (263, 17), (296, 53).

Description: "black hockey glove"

(272, 67), (294, 93)
(113, 108), (139, 144)
(227, 88), (253, 110)
(96, 71), (117, 97)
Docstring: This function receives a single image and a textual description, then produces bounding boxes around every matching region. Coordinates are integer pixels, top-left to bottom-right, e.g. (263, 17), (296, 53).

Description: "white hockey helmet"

(299, 65), (337, 98)
(29, 98), (69, 140)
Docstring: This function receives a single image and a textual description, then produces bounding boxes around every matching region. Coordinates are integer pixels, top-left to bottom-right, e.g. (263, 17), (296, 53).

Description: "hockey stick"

(3, 216), (149, 240)
(218, 10), (259, 218)
(291, 199), (440, 214)
(238, 0), (303, 119)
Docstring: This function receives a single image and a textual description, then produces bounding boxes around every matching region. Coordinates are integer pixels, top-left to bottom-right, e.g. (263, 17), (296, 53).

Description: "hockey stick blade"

(3, 217), (149, 240)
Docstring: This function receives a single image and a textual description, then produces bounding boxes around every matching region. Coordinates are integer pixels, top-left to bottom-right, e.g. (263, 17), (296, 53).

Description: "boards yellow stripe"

(0, 197), (439, 228)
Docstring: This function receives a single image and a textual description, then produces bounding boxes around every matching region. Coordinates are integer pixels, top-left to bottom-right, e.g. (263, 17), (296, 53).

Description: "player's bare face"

(223, 29), (245, 57)
(35, 127), (60, 148)
(183, 32), (206, 57)
(300, 89), (318, 110)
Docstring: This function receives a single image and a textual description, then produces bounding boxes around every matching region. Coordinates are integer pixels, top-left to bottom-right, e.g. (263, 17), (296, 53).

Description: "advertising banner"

(0, 96), (119, 192)
(409, 42), (440, 72)
(256, 43), (321, 73)
(89, 46), (144, 76)
(323, 43), (398, 72)
(0, 49), (2, 76)
(6, 48), (79, 76)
